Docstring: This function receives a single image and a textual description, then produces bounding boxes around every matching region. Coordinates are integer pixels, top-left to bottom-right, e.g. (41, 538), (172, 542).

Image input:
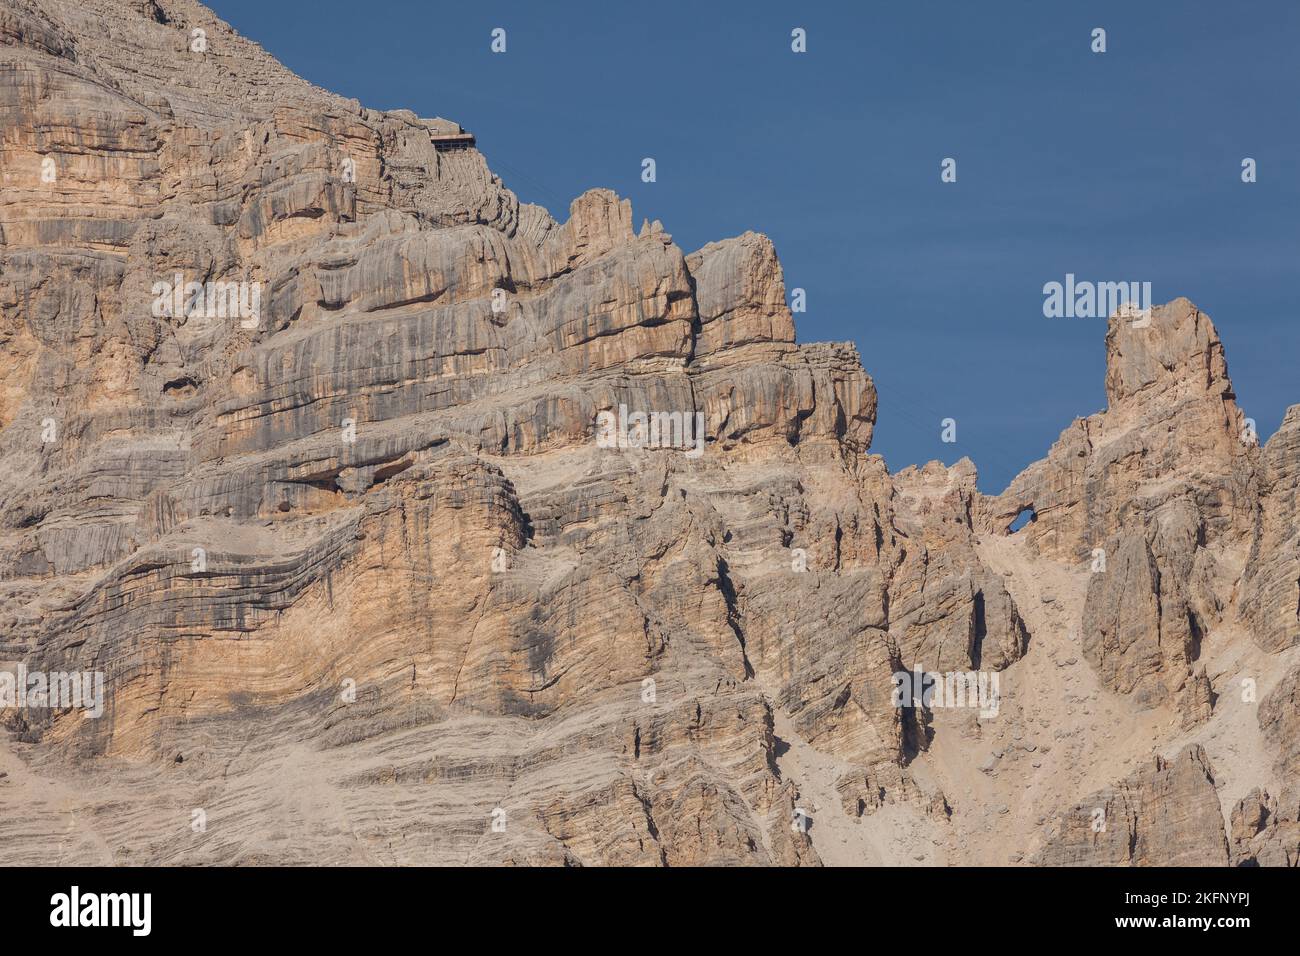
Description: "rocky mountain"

(0, 0), (1295, 866)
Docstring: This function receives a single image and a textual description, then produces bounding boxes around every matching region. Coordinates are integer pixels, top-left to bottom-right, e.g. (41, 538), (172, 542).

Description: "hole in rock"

(162, 376), (198, 397)
(1008, 507), (1036, 533)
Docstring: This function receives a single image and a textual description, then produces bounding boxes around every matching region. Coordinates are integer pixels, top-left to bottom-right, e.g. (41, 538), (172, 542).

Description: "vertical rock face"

(981, 301), (1256, 714)
(1078, 500), (1215, 713)
(1224, 663), (1300, 866)
(0, 0), (1294, 866)
(1241, 405), (1300, 653)
(890, 460), (1026, 675)
(1035, 746), (1230, 866)
(686, 232), (795, 363)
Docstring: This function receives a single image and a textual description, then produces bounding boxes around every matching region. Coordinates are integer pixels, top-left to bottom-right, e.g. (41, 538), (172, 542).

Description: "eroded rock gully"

(0, 0), (1295, 865)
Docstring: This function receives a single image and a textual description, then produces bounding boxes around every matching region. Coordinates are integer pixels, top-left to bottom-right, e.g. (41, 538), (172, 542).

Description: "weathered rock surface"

(1241, 405), (1300, 653)
(984, 299), (1257, 559)
(0, 0), (1295, 866)
(981, 302), (1256, 711)
(1035, 746), (1230, 866)
(1229, 788), (1300, 867)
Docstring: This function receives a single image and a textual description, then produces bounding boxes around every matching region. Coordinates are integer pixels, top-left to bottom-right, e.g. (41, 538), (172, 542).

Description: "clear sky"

(207, 0), (1300, 492)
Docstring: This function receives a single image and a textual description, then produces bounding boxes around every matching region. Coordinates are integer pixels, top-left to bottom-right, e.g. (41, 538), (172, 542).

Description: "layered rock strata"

(0, 0), (1294, 866)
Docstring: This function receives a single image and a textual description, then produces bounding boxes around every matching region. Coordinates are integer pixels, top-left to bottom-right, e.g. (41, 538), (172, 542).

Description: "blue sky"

(208, 0), (1300, 492)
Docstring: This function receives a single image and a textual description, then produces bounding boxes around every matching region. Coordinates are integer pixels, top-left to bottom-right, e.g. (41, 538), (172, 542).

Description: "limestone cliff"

(0, 0), (1294, 866)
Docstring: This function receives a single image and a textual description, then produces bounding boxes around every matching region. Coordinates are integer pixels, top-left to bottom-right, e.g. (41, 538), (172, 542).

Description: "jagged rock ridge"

(0, 0), (1295, 865)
